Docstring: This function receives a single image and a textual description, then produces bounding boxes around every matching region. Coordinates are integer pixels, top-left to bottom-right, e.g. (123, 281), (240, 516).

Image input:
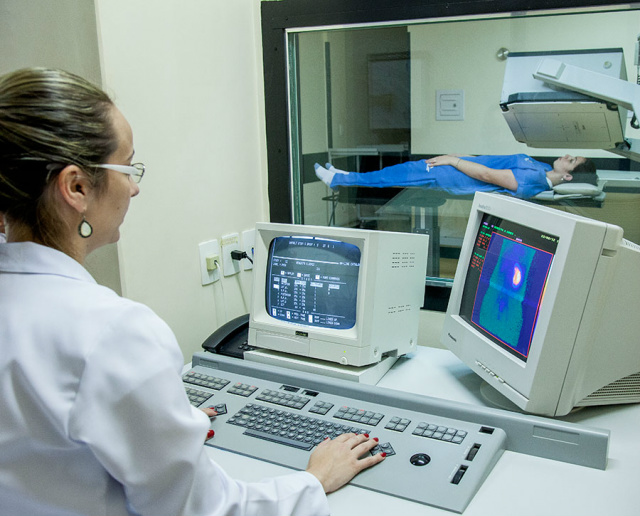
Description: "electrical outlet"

(221, 232), (241, 277)
(198, 239), (220, 285)
(242, 229), (256, 270)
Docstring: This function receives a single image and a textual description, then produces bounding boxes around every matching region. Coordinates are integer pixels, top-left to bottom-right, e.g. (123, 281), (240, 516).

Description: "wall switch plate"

(242, 229), (256, 270)
(436, 89), (464, 121)
(221, 232), (241, 277)
(198, 239), (220, 285)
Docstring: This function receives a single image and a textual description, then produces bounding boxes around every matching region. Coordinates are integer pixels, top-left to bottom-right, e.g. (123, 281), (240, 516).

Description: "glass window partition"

(264, 1), (640, 310)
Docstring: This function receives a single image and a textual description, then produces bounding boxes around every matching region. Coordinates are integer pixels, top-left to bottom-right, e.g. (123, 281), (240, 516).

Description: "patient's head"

(550, 155), (598, 186)
(568, 158), (598, 185)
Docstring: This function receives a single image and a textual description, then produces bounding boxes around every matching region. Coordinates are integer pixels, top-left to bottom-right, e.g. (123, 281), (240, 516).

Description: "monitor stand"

(244, 349), (398, 385)
(479, 381), (526, 413)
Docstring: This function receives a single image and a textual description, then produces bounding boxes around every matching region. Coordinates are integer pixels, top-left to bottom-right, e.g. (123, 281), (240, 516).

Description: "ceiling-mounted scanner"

(500, 49), (630, 152)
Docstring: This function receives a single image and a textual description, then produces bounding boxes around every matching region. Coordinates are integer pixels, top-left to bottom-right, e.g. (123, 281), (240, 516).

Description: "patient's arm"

(426, 155), (518, 191)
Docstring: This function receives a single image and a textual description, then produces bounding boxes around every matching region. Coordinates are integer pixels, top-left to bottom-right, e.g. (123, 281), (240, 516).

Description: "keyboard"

(182, 353), (507, 513)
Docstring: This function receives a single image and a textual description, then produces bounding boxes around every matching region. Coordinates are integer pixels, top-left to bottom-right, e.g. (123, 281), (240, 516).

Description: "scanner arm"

(534, 58), (640, 115)
(534, 58), (640, 161)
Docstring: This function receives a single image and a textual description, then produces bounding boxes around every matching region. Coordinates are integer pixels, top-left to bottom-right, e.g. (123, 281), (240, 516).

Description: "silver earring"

(78, 217), (93, 238)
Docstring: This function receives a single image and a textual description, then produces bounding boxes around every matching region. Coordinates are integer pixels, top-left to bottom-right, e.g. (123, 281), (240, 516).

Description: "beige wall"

(328, 27), (409, 149)
(95, 0), (268, 360)
(0, 0), (101, 80)
(409, 10), (640, 156)
(0, 0), (122, 294)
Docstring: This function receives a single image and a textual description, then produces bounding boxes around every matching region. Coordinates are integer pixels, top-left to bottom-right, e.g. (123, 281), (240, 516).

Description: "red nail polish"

(373, 437), (379, 442)
(364, 433), (370, 438)
(206, 429), (215, 439)
(381, 452), (387, 457)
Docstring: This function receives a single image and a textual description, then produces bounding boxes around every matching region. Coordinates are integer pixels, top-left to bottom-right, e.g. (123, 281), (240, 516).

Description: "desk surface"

(202, 347), (639, 516)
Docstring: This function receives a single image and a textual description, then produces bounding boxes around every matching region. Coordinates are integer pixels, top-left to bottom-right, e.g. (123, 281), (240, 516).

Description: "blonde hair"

(0, 67), (116, 248)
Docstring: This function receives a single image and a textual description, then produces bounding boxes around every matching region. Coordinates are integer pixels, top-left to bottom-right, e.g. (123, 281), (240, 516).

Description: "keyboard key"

(412, 421), (467, 444)
(334, 405), (385, 426)
(182, 372), (230, 390)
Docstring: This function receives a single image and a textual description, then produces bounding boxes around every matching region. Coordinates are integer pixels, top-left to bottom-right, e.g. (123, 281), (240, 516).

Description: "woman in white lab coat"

(0, 68), (384, 516)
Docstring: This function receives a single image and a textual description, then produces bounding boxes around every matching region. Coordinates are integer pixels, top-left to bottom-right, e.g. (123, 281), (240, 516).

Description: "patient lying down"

(315, 154), (597, 200)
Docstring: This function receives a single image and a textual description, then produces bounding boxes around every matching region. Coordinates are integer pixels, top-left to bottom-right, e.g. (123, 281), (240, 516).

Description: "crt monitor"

(442, 192), (640, 416)
(248, 223), (429, 367)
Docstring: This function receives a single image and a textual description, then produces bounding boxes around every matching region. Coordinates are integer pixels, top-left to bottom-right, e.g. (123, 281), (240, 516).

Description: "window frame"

(260, 0), (637, 310)
(261, 0), (626, 222)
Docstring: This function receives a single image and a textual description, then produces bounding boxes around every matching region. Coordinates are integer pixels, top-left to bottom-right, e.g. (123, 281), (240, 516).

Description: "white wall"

(0, 0), (122, 295)
(95, 0), (269, 360)
(0, 0), (101, 79)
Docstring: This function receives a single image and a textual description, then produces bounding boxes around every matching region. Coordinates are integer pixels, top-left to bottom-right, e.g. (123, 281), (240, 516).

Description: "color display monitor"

(459, 214), (558, 361)
(442, 192), (640, 416)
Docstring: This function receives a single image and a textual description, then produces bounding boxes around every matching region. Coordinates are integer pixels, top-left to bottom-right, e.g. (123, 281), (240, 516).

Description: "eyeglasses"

(96, 163), (145, 183)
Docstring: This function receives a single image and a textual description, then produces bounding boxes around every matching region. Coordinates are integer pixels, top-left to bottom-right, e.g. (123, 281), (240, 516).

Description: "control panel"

(183, 354), (507, 513)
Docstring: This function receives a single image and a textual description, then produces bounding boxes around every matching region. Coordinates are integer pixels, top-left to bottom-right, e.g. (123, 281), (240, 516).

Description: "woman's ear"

(56, 165), (91, 213)
(563, 173), (574, 183)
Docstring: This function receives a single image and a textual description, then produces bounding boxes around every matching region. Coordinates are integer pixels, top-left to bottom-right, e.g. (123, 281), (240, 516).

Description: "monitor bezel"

(251, 223), (372, 346)
(443, 193), (609, 413)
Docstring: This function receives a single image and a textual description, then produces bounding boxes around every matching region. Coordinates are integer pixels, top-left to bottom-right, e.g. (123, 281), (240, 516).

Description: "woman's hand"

(201, 407), (217, 442)
(201, 407), (218, 418)
(305, 433), (386, 493)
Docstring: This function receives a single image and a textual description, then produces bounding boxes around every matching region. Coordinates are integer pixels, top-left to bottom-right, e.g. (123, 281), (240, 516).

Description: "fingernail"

(373, 437), (379, 442)
(364, 433), (369, 438)
(207, 429), (215, 439)
(381, 452), (387, 457)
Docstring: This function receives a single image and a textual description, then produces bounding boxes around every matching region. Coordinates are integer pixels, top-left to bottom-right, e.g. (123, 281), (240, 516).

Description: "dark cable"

(230, 250), (253, 264)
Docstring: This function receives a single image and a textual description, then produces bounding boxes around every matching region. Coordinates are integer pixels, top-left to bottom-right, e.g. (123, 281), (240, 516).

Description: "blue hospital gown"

(329, 154), (552, 199)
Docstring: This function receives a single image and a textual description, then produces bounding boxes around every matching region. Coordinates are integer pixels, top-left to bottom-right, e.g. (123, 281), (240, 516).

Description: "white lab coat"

(0, 242), (329, 516)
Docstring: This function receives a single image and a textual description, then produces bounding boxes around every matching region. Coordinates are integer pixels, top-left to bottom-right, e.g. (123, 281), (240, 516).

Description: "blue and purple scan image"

(472, 234), (553, 359)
